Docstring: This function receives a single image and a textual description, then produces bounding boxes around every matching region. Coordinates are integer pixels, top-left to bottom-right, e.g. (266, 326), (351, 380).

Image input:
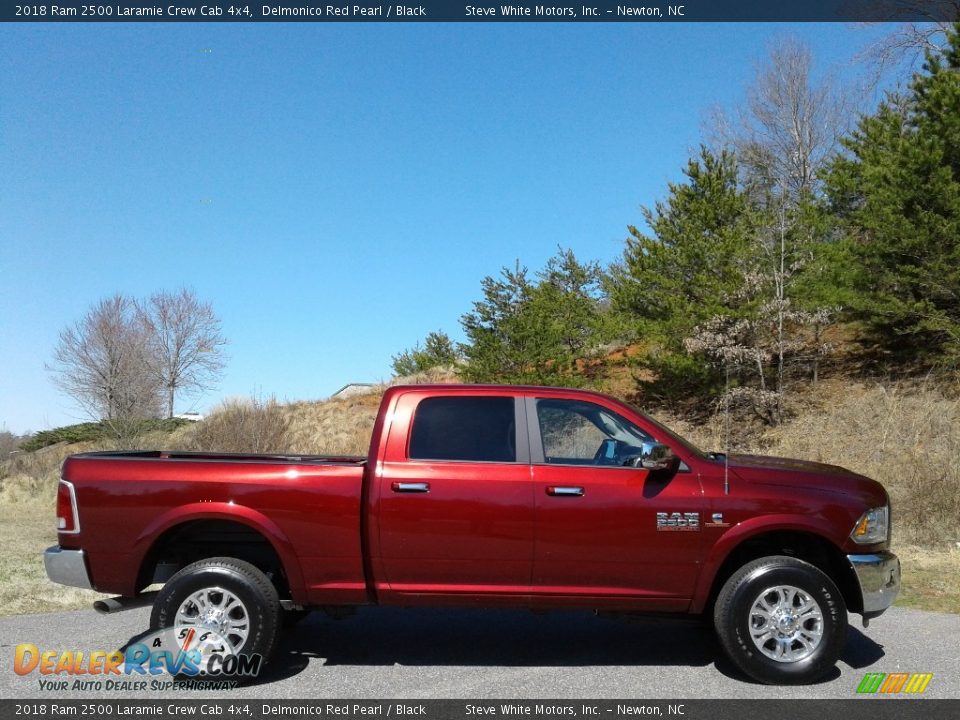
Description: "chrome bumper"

(44, 546), (93, 590)
(848, 551), (900, 616)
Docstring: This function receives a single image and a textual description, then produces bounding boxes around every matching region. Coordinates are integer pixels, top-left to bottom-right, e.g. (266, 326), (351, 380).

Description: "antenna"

(724, 360), (730, 495)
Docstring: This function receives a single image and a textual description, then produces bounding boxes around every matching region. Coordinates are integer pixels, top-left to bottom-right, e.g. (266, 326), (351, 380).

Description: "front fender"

(690, 513), (845, 613)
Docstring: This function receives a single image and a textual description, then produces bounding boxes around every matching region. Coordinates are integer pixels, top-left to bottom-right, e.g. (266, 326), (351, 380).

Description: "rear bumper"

(847, 551), (900, 617)
(44, 546), (93, 590)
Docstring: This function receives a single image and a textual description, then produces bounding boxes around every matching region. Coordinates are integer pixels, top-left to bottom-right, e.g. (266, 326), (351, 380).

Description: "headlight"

(850, 505), (889, 544)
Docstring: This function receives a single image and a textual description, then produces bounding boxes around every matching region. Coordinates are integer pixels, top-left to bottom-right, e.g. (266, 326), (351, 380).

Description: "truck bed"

(60, 450), (369, 605)
(69, 450), (367, 465)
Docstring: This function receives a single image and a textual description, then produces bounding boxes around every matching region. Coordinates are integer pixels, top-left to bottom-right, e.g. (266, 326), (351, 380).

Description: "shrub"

(190, 396), (290, 454)
(19, 418), (191, 452)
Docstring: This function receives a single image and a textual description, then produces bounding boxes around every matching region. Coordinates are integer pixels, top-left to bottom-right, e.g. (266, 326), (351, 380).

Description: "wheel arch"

(693, 522), (862, 617)
(134, 505), (306, 604)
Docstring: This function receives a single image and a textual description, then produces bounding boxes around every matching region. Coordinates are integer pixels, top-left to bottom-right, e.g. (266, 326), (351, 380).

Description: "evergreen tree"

(461, 250), (608, 386)
(608, 147), (755, 339)
(391, 331), (460, 377)
(826, 23), (960, 360)
(606, 148), (757, 399)
(461, 263), (538, 384)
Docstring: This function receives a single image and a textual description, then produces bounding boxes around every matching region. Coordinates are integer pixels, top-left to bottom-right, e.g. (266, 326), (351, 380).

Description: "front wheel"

(714, 556), (847, 685)
(151, 557), (281, 679)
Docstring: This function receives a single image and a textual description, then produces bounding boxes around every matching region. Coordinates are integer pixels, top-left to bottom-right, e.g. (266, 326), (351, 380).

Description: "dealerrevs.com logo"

(857, 672), (933, 694)
(13, 627), (262, 692)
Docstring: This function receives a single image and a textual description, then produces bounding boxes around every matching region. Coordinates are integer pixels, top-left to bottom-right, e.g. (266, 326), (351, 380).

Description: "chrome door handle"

(546, 486), (584, 497)
(391, 482), (430, 493)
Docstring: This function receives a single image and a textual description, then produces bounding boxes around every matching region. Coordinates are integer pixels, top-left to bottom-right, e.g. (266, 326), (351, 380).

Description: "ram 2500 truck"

(44, 384), (900, 684)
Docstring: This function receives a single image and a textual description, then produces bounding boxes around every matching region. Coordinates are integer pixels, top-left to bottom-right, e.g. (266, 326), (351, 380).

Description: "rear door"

(529, 396), (703, 609)
(375, 392), (534, 599)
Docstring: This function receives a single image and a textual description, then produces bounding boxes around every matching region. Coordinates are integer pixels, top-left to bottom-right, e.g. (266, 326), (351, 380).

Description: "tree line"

(392, 25), (960, 423)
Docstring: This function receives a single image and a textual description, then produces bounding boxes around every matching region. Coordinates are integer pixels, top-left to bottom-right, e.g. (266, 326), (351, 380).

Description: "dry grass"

(0, 503), (110, 615)
(286, 393), (381, 455)
(188, 396), (291, 454)
(0, 441), (96, 505)
(894, 545), (960, 614)
(284, 368), (459, 456)
(767, 383), (960, 548)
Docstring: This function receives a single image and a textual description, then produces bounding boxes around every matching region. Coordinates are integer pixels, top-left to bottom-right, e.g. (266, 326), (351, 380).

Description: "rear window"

(409, 396), (516, 462)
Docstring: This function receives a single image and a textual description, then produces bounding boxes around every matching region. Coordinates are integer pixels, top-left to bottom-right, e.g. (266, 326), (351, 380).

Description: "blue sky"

(0, 22), (896, 434)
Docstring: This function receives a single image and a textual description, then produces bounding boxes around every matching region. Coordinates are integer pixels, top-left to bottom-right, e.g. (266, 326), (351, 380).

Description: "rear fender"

(133, 502), (307, 603)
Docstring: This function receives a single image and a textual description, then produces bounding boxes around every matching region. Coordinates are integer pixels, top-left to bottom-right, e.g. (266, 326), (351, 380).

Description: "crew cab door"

(528, 396), (703, 610)
(373, 392), (534, 599)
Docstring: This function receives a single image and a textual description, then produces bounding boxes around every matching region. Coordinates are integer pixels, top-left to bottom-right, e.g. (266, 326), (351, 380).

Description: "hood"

(725, 453), (888, 505)
(727, 454), (860, 477)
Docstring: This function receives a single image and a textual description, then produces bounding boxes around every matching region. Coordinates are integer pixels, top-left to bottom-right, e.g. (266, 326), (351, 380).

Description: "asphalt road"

(0, 606), (957, 699)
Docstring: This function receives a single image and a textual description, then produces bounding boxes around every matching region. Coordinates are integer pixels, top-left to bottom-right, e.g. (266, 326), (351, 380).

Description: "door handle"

(391, 482), (430, 493)
(546, 486), (584, 497)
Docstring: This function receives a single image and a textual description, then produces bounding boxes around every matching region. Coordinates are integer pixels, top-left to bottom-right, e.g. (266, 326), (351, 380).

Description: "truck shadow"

(253, 607), (886, 686)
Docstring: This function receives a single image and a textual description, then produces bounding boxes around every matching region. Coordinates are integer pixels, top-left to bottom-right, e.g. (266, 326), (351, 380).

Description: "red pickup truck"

(44, 384), (900, 685)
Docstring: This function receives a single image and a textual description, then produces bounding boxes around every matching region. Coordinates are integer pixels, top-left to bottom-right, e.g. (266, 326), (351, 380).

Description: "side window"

(536, 399), (651, 466)
(538, 405), (607, 462)
(409, 396), (517, 462)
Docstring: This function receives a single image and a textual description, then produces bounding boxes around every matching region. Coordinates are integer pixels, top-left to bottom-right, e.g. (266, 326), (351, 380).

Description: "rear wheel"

(714, 556), (847, 684)
(151, 557), (281, 678)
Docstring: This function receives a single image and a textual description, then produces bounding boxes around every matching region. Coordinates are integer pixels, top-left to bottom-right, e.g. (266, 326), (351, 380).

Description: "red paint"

(57, 384), (892, 614)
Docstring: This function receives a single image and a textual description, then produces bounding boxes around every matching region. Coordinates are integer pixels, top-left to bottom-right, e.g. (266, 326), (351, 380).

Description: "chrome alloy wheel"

(174, 586), (250, 655)
(748, 584), (824, 663)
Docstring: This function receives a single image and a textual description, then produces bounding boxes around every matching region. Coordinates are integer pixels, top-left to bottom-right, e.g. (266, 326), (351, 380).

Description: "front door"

(529, 396), (703, 609)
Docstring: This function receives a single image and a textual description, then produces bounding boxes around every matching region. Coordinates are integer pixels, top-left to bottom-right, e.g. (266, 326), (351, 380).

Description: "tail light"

(56, 480), (81, 534)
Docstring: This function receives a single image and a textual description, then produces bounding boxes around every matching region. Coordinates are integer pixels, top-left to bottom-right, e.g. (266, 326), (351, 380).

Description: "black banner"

(3, 700), (960, 720)
(3, 0), (960, 23)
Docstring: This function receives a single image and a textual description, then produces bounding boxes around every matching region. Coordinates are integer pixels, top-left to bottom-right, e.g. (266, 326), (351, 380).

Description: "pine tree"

(391, 331), (460, 377)
(826, 23), (960, 360)
(606, 148), (757, 399)
(461, 250), (608, 386)
(608, 147), (755, 340)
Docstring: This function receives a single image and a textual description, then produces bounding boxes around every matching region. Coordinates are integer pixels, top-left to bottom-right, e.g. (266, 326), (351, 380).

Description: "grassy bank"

(0, 503), (109, 615)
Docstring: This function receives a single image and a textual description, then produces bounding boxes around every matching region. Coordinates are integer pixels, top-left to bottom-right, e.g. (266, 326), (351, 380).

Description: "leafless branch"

(139, 289), (228, 418)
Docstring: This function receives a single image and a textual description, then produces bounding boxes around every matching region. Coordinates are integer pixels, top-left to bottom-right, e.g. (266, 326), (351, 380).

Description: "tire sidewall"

(722, 560), (847, 684)
(151, 562), (280, 664)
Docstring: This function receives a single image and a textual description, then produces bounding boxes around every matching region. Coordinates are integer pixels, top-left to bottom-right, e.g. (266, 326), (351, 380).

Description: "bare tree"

(854, 8), (957, 87)
(709, 37), (853, 204)
(1, 429), (26, 457)
(139, 289), (227, 418)
(696, 40), (846, 423)
(48, 295), (161, 423)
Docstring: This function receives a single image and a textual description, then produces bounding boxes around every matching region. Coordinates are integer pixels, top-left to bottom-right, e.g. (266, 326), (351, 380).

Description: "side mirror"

(626, 442), (680, 474)
(641, 442), (677, 471)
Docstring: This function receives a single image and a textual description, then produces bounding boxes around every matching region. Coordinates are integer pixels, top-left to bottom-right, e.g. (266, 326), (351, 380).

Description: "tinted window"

(409, 397), (516, 462)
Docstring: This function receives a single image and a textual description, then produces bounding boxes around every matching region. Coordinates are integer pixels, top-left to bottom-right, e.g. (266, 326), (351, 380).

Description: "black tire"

(151, 557), (281, 678)
(713, 555), (847, 685)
